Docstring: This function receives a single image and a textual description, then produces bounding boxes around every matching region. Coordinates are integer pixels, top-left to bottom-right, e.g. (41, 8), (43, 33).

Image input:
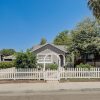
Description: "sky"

(0, 0), (92, 51)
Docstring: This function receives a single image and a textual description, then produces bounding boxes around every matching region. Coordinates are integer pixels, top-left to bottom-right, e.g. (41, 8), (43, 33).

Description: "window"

(37, 55), (45, 62)
(37, 55), (52, 63)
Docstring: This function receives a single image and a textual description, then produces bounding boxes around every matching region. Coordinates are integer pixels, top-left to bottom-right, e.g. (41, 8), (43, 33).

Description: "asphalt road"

(0, 91), (100, 100)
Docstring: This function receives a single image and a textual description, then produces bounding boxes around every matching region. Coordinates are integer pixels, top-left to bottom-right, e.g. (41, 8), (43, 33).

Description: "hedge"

(76, 63), (94, 69)
(0, 62), (15, 69)
(37, 63), (58, 70)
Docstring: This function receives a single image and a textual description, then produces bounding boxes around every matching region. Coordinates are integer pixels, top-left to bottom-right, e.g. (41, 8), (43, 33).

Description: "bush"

(37, 63), (58, 70)
(76, 63), (94, 69)
(47, 63), (58, 70)
(37, 63), (44, 69)
(0, 62), (15, 69)
(15, 52), (37, 68)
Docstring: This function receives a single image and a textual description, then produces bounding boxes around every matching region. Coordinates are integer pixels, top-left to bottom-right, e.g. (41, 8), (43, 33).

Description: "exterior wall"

(37, 49), (55, 54)
(37, 49), (59, 65)
(52, 55), (59, 64)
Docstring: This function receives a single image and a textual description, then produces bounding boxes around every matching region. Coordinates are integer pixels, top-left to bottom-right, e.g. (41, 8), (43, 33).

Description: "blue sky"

(0, 0), (92, 51)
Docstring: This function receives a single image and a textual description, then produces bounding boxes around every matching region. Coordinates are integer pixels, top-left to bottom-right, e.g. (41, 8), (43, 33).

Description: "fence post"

(57, 69), (60, 81)
(38, 69), (41, 80)
(13, 68), (16, 80)
(58, 68), (61, 81)
(43, 69), (46, 81)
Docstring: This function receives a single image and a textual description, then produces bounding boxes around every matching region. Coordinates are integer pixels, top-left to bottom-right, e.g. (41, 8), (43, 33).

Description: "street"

(0, 91), (100, 100)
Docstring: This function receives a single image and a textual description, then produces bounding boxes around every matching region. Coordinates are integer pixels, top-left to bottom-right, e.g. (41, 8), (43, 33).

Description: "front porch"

(37, 53), (66, 70)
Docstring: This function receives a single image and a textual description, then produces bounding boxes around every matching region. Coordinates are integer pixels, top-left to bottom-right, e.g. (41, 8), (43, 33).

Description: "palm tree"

(88, 0), (100, 20)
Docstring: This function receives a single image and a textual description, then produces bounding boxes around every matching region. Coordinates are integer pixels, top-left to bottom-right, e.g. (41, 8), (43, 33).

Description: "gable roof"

(31, 43), (67, 53)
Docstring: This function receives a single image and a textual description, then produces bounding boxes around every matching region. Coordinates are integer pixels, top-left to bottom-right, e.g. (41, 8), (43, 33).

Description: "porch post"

(43, 54), (47, 71)
(57, 55), (60, 81)
(43, 55), (46, 81)
(43, 62), (46, 71)
(58, 59), (60, 70)
(57, 55), (60, 71)
(63, 55), (66, 66)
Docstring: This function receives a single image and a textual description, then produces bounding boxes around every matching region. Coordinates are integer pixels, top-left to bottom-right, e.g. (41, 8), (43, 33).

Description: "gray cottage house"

(31, 43), (68, 69)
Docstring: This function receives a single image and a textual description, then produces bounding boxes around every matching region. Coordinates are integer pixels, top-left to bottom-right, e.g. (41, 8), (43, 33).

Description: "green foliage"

(66, 53), (74, 62)
(15, 52), (27, 68)
(88, 0), (100, 20)
(69, 18), (100, 57)
(15, 51), (37, 68)
(46, 63), (58, 70)
(26, 50), (37, 68)
(37, 63), (58, 70)
(76, 63), (93, 69)
(37, 63), (44, 68)
(0, 62), (15, 69)
(40, 38), (47, 45)
(0, 49), (16, 56)
(53, 30), (72, 45)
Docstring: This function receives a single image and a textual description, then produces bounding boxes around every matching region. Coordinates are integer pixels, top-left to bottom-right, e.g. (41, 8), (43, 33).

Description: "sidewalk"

(0, 82), (100, 93)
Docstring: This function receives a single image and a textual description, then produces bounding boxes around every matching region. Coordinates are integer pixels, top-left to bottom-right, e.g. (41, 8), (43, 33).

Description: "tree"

(53, 30), (72, 45)
(70, 18), (100, 66)
(0, 49), (16, 56)
(15, 51), (37, 68)
(88, 0), (100, 20)
(26, 50), (37, 68)
(40, 38), (47, 45)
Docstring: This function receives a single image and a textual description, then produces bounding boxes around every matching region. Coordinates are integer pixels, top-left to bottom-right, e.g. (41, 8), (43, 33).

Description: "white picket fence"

(0, 67), (100, 80)
(60, 68), (100, 79)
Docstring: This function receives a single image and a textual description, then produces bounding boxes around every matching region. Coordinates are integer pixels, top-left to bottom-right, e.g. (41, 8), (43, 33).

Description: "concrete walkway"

(0, 82), (100, 93)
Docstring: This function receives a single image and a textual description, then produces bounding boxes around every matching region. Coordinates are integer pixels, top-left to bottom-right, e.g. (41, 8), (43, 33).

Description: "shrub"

(0, 62), (15, 69)
(37, 63), (44, 69)
(15, 52), (37, 68)
(0, 49), (16, 56)
(76, 63), (94, 69)
(47, 63), (58, 70)
(37, 63), (58, 70)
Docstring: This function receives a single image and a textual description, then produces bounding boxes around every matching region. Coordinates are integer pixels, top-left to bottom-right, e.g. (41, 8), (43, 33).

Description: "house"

(31, 43), (68, 69)
(2, 55), (16, 61)
(0, 55), (16, 62)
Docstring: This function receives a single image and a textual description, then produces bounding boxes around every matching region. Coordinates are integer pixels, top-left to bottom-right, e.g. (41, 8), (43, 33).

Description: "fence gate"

(45, 70), (59, 81)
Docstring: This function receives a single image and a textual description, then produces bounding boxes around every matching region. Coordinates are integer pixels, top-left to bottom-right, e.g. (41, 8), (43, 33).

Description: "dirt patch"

(60, 78), (100, 82)
(1, 78), (100, 84)
(0, 80), (45, 84)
